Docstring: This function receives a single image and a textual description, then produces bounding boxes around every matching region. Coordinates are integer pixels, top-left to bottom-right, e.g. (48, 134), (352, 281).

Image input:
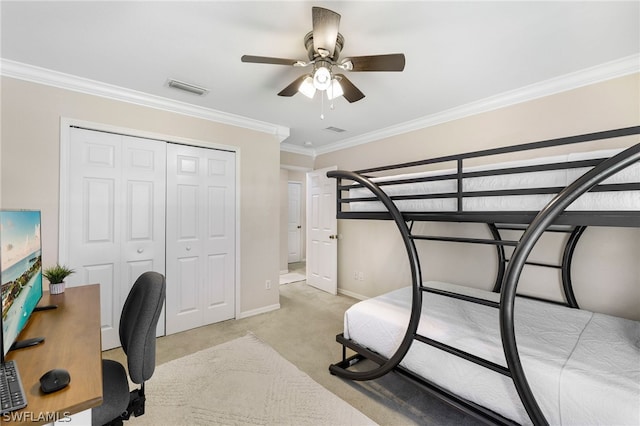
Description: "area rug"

(138, 333), (376, 425)
(279, 271), (307, 285)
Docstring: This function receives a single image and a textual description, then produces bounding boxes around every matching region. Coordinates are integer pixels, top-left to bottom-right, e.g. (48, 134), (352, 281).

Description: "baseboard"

(238, 303), (280, 319)
(337, 288), (369, 301)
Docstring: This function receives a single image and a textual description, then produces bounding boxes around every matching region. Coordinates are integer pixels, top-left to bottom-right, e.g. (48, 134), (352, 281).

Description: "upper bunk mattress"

(348, 149), (640, 212)
(343, 281), (640, 425)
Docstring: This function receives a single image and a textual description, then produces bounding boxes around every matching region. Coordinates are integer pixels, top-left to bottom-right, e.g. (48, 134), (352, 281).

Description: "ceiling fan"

(241, 6), (405, 103)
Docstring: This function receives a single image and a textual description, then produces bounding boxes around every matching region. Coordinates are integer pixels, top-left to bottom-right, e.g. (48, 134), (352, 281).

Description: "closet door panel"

(177, 257), (199, 313)
(121, 136), (167, 337)
(206, 254), (227, 307)
(66, 128), (166, 350)
(85, 263), (117, 335)
(67, 129), (124, 349)
(166, 144), (235, 334)
(202, 150), (235, 324)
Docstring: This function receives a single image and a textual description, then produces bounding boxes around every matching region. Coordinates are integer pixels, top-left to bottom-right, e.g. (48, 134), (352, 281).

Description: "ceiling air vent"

(324, 126), (346, 133)
(167, 79), (209, 96)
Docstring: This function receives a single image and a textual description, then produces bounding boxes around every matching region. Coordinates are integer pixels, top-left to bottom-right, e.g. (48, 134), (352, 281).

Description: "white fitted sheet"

(343, 282), (640, 425)
(348, 149), (640, 212)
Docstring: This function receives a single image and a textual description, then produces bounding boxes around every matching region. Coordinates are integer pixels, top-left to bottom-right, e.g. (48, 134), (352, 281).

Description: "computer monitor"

(1, 210), (43, 361)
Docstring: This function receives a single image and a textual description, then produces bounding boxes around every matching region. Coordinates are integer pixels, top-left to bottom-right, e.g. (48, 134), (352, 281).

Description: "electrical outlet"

(265, 279), (271, 290)
(354, 271), (364, 281)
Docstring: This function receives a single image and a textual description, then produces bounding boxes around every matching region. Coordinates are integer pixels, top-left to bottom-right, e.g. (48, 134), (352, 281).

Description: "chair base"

(103, 386), (146, 426)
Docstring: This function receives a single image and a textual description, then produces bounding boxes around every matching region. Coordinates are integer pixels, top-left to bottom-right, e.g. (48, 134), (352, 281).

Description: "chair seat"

(92, 359), (130, 426)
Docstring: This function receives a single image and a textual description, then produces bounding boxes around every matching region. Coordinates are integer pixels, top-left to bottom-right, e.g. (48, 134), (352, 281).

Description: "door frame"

(287, 181), (303, 264)
(59, 117), (242, 320)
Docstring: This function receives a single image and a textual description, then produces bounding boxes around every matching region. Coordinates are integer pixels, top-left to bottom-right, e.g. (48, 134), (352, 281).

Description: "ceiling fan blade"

(241, 55), (300, 66)
(277, 75), (308, 97)
(345, 54), (406, 71)
(335, 74), (365, 103)
(312, 7), (341, 58)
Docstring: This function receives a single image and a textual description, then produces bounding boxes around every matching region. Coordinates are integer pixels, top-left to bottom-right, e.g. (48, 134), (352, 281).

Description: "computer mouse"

(39, 368), (71, 393)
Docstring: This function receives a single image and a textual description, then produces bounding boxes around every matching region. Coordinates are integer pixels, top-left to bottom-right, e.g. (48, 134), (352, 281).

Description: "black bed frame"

(327, 126), (640, 425)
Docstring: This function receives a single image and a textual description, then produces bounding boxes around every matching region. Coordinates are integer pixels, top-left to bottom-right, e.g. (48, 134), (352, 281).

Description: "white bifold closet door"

(165, 143), (236, 335)
(67, 128), (167, 350)
(65, 128), (236, 349)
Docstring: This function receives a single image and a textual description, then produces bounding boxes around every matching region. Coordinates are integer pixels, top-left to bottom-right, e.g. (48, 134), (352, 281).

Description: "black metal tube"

(500, 143), (640, 425)
(414, 334), (511, 376)
(327, 170), (423, 381)
(411, 235), (518, 246)
(561, 226), (586, 309)
(488, 224), (507, 293)
(421, 286), (500, 309)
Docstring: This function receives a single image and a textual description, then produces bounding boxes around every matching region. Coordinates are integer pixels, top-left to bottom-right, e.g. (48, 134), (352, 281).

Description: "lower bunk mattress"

(343, 281), (640, 425)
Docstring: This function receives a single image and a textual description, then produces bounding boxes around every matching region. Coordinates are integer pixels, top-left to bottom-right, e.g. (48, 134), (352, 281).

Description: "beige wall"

(1, 76), (280, 316)
(315, 73), (640, 320)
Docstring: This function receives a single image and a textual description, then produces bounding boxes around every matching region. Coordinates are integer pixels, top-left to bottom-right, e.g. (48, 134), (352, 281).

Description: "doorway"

(279, 261), (306, 285)
(287, 181), (303, 264)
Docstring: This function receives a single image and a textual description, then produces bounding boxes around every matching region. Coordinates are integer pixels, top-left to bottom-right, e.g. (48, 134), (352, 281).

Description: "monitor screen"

(1, 210), (43, 359)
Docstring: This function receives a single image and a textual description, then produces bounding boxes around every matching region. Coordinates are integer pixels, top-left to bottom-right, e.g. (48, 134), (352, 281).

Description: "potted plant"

(43, 264), (75, 295)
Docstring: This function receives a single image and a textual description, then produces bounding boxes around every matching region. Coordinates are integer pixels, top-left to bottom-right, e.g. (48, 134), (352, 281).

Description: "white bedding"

(343, 281), (640, 425)
(348, 149), (640, 212)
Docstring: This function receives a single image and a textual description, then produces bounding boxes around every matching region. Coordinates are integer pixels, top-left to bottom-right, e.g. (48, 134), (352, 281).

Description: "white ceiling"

(1, 1), (639, 155)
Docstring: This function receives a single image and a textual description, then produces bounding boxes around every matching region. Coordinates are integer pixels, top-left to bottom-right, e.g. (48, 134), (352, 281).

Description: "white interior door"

(165, 143), (236, 335)
(287, 182), (302, 263)
(306, 166), (337, 295)
(65, 128), (166, 350)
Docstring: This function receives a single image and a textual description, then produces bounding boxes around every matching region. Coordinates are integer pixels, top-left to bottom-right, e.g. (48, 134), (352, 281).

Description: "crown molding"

(0, 58), (290, 142)
(279, 142), (316, 157)
(280, 164), (313, 172)
(314, 54), (640, 156)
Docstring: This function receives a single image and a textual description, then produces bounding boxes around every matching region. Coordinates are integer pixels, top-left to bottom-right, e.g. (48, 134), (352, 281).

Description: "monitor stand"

(34, 305), (58, 311)
(7, 305), (58, 352)
(9, 337), (44, 351)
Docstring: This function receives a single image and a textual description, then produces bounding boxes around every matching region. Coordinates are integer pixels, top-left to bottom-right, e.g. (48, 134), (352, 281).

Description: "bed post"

(500, 143), (640, 425)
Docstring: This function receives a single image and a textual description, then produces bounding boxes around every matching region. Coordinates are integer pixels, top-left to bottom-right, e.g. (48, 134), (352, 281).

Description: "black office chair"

(92, 271), (166, 426)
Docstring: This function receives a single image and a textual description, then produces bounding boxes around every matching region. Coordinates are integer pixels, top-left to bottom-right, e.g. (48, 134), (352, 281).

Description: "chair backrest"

(119, 271), (166, 384)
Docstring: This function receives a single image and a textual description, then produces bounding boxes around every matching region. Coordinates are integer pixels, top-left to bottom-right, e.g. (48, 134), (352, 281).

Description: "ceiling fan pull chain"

(320, 92), (325, 120)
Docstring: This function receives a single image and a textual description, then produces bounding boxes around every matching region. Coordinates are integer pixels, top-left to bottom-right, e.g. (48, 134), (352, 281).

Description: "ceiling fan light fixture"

(313, 66), (332, 91)
(326, 79), (343, 100)
(298, 75), (316, 98)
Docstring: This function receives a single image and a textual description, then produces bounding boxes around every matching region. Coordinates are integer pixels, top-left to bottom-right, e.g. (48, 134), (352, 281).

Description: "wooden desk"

(4, 285), (102, 425)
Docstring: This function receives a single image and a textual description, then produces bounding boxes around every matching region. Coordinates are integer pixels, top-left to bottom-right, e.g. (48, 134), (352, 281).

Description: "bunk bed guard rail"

(326, 126), (640, 426)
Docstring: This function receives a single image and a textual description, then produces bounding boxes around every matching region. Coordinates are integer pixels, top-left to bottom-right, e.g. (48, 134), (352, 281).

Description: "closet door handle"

(186, 246), (192, 251)
(137, 248), (144, 254)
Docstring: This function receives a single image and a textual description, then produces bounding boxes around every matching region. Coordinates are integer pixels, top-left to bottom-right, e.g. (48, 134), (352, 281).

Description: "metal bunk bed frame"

(327, 126), (640, 425)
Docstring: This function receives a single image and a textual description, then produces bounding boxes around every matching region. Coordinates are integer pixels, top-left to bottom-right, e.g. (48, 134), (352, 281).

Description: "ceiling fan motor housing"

(304, 31), (344, 62)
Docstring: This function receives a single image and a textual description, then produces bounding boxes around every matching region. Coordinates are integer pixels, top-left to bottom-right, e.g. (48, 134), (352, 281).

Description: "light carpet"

(279, 272), (306, 285)
(138, 333), (377, 425)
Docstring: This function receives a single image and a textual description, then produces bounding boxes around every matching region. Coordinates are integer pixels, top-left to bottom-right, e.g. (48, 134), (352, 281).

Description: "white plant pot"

(49, 282), (66, 295)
